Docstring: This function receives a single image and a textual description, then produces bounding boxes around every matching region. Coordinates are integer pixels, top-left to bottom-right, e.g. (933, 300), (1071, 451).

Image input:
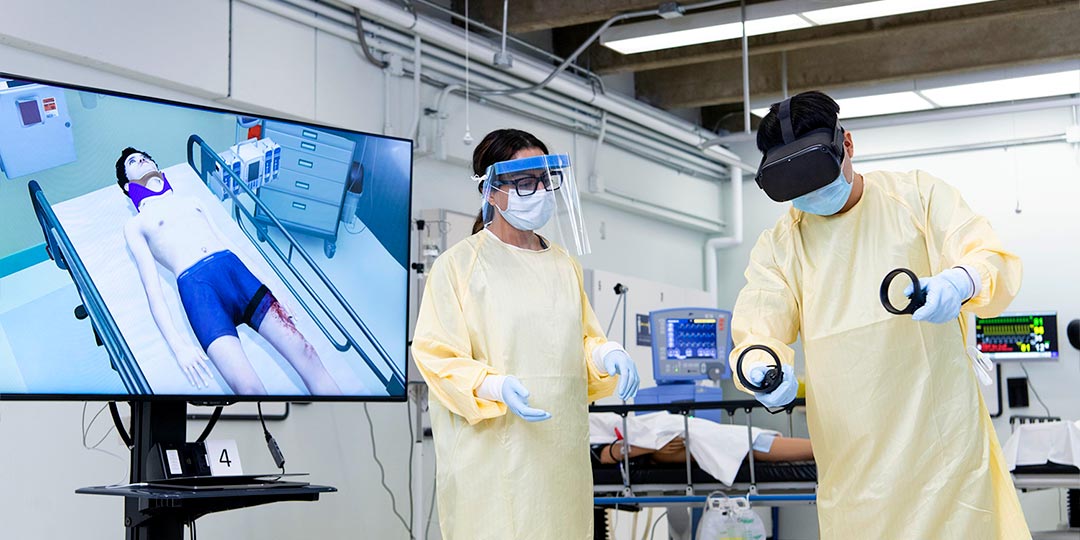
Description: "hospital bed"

(1005, 415), (1080, 537)
(589, 398), (815, 538)
(26, 133), (405, 396)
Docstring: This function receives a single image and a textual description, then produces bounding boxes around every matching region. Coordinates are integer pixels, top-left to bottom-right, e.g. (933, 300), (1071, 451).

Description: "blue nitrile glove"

(904, 267), (976, 324)
(602, 349), (640, 401)
(748, 363), (797, 408)
(501, 376), (551, 422)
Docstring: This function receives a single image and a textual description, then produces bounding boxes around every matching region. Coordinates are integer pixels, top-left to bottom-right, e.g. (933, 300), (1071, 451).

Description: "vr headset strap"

(778, 98), (795, 145)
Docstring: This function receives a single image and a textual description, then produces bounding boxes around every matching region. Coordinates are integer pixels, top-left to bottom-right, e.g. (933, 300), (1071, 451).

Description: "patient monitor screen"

(0, 75), (411, 400)
(665, 318), (721, 360)
(975, 312), (1059, 361)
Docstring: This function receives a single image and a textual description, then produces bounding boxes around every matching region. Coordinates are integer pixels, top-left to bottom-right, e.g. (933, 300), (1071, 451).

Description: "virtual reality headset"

(755, 98), (845, 202)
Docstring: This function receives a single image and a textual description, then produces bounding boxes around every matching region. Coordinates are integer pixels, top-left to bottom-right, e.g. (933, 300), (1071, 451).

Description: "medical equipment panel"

(975, 312), (1059, 361)
(0, 82), (77, 178)
(257, 120), (356, 258)
(257, 137), (281, 184)
(650, 308), (733, 383)
(213, 137), (279, 199)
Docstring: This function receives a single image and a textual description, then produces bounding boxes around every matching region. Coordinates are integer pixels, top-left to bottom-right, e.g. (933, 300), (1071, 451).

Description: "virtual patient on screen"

(115, 147), (341, 396)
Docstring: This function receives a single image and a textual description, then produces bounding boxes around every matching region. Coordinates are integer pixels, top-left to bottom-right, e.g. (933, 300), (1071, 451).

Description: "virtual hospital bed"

(27, 134), (405, 396)
(590, 398), (815, 539)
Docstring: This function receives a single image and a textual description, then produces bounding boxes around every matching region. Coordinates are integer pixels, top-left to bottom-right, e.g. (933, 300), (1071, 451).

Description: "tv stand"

(76, 402), (335, 540)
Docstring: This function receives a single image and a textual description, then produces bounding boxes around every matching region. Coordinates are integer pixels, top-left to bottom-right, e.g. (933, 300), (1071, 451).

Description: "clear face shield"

(477, 153), (591, 256)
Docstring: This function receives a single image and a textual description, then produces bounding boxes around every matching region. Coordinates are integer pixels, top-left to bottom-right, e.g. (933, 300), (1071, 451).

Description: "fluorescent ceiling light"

(749, 92), (933, 120)
(835, 92), (935, 118)
(603, 12), (810, 54)
(920, 70), (1080, 107)
(802, 0), (996, 26)
(603, 0), (998, 55)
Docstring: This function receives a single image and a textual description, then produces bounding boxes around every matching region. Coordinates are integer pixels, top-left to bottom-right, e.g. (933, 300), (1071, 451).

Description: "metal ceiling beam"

(568, 0), (1076, 75)
(458, 0), (662, 33)
(634, 5), (1080, 109)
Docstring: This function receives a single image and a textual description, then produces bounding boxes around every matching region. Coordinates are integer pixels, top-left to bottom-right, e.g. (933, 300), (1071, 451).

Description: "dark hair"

(115, 147), (155, 192)
(471, 129), (549, 233)
(473, 129), (549, 192)
(755, 91), (840, 154)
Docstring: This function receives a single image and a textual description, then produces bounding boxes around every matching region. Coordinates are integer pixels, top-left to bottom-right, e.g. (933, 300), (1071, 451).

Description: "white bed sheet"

(1003, 420), (1080, 470)
(52, 162), (385, 396)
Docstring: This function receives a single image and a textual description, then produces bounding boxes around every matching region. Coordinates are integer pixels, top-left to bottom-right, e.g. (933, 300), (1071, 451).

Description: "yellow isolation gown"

(729, 170), (1029, 539)
(412, 229), (617, 540)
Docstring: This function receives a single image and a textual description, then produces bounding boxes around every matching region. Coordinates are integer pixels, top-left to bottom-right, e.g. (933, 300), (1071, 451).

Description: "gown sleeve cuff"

(591, 341), (622, 374)
(956, 265), (983, 300)
(475, 374), (506, 402)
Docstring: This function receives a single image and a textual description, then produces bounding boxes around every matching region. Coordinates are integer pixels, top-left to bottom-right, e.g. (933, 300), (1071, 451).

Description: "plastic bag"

(696, 494), (767, 540)
(696, 493), (740, 540)
(733, 498), (767, 540)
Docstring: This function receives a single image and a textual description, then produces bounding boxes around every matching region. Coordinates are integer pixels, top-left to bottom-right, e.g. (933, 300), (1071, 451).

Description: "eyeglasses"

(494, 171), (564, 196)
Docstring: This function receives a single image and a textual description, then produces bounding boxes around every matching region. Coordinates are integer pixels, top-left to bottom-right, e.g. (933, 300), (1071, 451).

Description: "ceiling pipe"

(337, 0), (752, 173)
(250, 0), (731, 178)
(705, 166), (744, 296)
(245, 0), (740, 231)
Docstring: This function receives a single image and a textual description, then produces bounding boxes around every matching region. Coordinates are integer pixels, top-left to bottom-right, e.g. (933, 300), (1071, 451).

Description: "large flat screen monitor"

(0, 73), (411, 401)
(974, 312), (1058, 361)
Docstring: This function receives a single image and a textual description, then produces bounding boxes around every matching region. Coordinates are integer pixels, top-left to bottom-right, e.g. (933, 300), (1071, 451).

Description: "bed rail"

(27, 180), (151, 394)
(186, 135), (405, 395)
(589, 398), (808, 499)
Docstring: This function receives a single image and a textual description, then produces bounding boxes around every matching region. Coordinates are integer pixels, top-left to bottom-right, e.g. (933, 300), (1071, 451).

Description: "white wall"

(719, 106), (1080, 536)
(0, 2), (722, 539)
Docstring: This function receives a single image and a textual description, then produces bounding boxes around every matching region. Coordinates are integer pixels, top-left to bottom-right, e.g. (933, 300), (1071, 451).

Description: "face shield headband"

(755, 98), (846, 203)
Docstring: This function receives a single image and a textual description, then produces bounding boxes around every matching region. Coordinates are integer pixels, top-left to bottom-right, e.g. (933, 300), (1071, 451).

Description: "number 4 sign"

(204, 440), (244, 476)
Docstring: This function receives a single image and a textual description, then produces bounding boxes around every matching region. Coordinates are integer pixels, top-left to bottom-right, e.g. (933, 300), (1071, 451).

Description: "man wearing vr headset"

(728, 91), (1027, 537)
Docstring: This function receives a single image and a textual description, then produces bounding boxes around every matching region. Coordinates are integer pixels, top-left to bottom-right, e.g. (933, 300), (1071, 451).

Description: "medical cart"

(255, 120), (356, 258)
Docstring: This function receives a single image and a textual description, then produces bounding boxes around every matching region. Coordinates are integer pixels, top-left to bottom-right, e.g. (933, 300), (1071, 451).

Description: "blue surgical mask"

(792, 172), (852, 216)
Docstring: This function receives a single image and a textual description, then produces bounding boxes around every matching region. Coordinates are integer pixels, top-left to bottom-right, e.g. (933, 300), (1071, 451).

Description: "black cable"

(257, 402), (270, 432)
(108, 402), (134, 449)
(195, 406), (224, 443)
(257, 403), (286, 473)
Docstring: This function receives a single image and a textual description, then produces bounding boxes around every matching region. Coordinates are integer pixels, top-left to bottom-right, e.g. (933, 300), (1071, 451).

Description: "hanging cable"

(464, 0), (740, 97)
(605, 291), (626, 336)
(107, 402), (134, 449)
(194, 406), (224, 444)
(463, 0), (473, 144)
(1018, 363), (1052, 416)
(257, 402), (286, 474)
(649, 511), (669, 540)
(353, 7), (389, 68)
(425, 476), (437, 540)
(364, 403), (414, 538)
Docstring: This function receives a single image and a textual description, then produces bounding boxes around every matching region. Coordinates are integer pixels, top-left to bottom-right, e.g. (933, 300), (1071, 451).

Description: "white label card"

(165, 449), (184, 476)
(204, 439), (244, 476)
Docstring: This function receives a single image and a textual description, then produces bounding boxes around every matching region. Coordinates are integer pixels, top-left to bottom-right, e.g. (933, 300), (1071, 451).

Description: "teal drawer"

(279, 146), (350, 183)
(267, 130), (354, 163)
(264, 121), (356, 152)
(258, 187), (339, 234)
(270, 168), (345, 206)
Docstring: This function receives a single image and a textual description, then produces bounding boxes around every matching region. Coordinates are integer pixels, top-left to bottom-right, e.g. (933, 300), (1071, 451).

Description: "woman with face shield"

(411, 128), (639, 539)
